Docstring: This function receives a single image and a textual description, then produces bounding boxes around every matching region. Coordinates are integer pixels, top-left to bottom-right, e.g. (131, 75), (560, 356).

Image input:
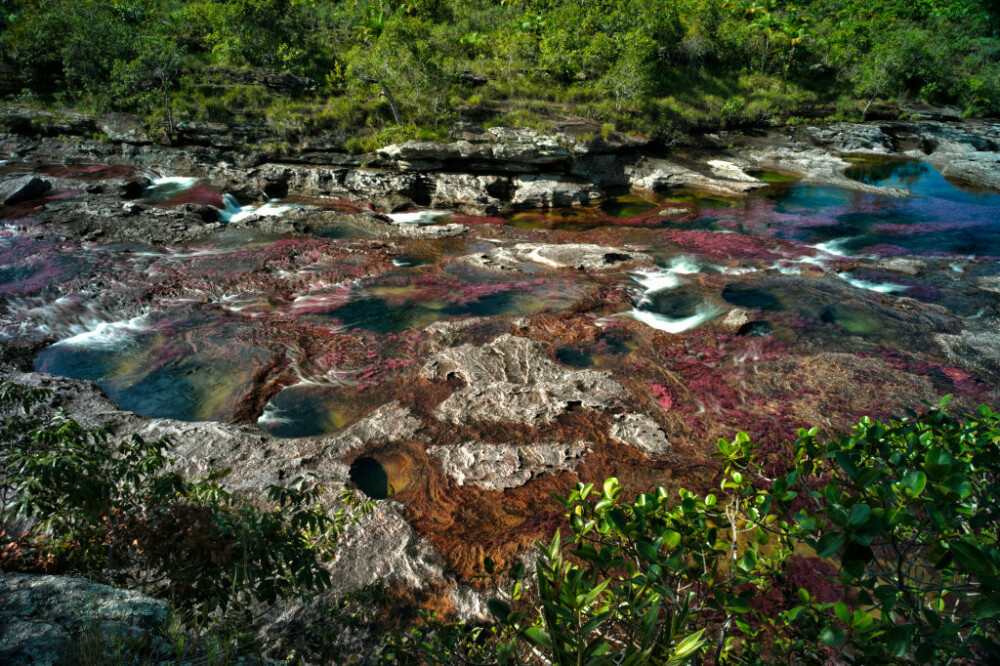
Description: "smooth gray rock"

(0, 176), (51, 205)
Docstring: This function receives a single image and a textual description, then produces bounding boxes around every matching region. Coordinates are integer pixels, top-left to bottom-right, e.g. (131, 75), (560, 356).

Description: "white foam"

(387, 210), (451, 225)
(225, 200), (299, 223)
(629, 303), (723, 334)
(837, 272), (909, 294)
(811, 238), (854, 257)
(52, 313), (150, 349)
(631, 256), (703, 298)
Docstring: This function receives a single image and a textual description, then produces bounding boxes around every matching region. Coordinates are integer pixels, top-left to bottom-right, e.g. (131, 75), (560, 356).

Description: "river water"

(2, 157), (998, 440)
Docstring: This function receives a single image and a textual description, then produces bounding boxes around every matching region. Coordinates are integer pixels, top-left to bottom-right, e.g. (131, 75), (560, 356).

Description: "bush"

(0, 382), (372, 621)
(383, 398), (1000, 664)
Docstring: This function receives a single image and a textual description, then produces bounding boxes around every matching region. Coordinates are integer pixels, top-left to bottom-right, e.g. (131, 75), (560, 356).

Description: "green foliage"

(0, 381), (373, 622)
(789, 397), (1000, 661)
(2, 0), (999, 141)
(383, 399), (1000, 663)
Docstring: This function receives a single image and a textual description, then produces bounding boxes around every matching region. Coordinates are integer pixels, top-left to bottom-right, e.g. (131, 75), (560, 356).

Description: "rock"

(488, 127), (571, 164)
(430, 173), (510, 214)
(800, 123), (895, 153)
(858, 257), (927, 276)
(428, 441), (589, 490)
(609, 413), (671, 455)
(721, 308), (752, 331)
(390, 222), (468, 238)
(706, 159), (759, 182)
(459, 243), (651, 272)
(0, 573), (168, 666)
(937, 153), (1000, 191)
(421, 334), (627, 426)
(97, 114), (151, 144)
(121, 201), (145, 216)
(935, 319), (1000, 385)
(977, 276), (1000, 294)
(626, 158), (764, 195)
(510, 175), (603, 207)
(658, 207), (693, 216)
(0, 176), (52, 205)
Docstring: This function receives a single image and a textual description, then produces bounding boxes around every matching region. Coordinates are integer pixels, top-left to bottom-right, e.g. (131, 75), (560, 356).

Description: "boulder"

(0, 176), (52, 205)
(0, 573), (168, 666)
(511, 175), (603, 207)
(430, 173), (510, 213)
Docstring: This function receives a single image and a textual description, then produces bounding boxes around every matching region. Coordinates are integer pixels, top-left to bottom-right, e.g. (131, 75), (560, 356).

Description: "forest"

(1, 0), (998, 147)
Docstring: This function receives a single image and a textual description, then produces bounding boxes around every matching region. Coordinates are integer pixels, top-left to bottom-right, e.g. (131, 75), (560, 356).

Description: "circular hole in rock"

(640, 289), (704, 318)
(737, 320), (774, 337)
(349, 456), (391, 499)
(721, 284), (784, 312)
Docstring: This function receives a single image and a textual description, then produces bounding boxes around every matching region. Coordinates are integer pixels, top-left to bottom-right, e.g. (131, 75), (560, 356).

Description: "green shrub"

(383, 398), (1000, 664)
(0, 382), (372, 621)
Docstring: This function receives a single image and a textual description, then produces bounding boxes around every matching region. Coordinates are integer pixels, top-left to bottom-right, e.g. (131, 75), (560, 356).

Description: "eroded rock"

(422, 334), (626, 426)
(511, 175), (603, 207)
(428, 441), (589, 490)
(609, 413), (671, 455)
(459, 243), (651, 272)
(0, 176), (52, 205)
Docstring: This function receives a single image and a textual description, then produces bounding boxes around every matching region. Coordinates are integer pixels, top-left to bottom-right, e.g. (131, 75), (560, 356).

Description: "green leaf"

(815, 532), (846, 558)
(973, 599), (1000, 619)
(488, 598), (511, 623)
(899, 470), (927, 498)
(522, 626), (552, 649)
(950, 542), (998, 577)
(834, 601), (850, 625)
(819, 626), (846, 647)
(847, 503), (871, 527)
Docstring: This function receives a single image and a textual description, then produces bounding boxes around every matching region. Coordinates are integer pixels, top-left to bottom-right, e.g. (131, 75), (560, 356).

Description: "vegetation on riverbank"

(2, 379), (998, 663)
(1, 0), (998, 145)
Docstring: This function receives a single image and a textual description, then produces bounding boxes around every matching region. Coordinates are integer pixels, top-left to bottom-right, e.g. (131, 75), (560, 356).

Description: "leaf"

(834, 601), (850, 625)
(815, 532), (846, 558)
(973, 598), (1000, 619)
(522, 626), (552, 649)
(950, 542), (998, 578)
(666, 629), (705, 666)
(899, 470), (927, 498)
(488, 598), (511, 623)
(819, 626), (846, 647)
(847, 503), (871, 527)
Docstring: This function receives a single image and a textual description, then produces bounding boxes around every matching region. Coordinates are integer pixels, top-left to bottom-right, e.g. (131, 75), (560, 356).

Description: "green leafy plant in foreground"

(0, 381), (372, 622)
(385, 398), (1000, 664)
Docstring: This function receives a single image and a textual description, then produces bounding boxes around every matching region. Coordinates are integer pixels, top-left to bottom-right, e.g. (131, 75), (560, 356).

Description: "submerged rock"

(428, 440), (589, 490)
(460, 243), (651, 272)
(0, 573), (167, 666)
(421, 334), (626, 426)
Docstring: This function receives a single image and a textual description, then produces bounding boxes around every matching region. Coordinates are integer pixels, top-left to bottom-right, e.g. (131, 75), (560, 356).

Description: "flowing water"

(3, 157), (999, 437)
